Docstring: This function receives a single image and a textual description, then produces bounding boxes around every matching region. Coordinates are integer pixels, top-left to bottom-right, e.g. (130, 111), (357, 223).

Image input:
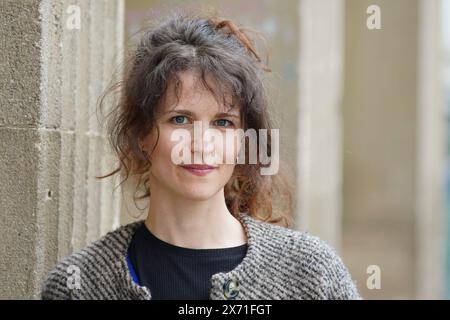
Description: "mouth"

(180, 164), (218, 176)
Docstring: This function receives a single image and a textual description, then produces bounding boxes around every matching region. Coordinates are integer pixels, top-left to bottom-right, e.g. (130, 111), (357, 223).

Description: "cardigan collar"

(109, 212), (267, 300)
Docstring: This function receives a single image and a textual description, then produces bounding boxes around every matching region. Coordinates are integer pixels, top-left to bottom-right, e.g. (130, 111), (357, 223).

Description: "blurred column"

(296, 0), (345, 249)
(0, 0), (124, 298)
(415, 0), (445, 299)
(342, 0), (419, 299)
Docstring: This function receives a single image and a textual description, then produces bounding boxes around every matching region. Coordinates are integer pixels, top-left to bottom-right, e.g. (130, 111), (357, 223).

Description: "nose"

(191, 121), (217, 162)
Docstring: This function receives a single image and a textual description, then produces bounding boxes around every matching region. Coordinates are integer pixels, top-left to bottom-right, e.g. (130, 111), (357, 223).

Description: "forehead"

(159, 70), (239, 115)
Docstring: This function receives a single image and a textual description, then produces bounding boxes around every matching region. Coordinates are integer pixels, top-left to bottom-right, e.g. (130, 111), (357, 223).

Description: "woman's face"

(140, 70), (242, 201)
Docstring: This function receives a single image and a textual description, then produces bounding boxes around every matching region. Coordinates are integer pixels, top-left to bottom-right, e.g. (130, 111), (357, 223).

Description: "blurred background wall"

(1, 0), (449, 299)
(342, 0), (419, 299)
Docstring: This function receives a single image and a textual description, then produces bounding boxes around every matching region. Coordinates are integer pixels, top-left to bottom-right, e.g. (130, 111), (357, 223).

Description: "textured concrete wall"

(0, 0), (43, 299)
(0, 0), (124, 299)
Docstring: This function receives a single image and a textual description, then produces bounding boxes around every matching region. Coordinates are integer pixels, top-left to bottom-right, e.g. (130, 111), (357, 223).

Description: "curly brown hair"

(96, 10), (294, 228)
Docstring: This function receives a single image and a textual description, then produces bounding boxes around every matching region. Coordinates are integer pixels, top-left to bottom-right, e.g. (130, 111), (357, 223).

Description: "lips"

(180, 164), (218, 176)
(181, 164), (218, 170)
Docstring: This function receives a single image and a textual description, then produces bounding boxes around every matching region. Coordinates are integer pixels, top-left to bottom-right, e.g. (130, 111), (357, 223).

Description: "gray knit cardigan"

(41, 212), (362, 300)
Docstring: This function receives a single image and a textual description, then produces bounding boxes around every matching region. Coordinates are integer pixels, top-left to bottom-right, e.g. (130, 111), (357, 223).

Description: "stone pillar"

(0, 0), (124, 299)
(297, 0), (345, 249)
(415, 0), (445, 299)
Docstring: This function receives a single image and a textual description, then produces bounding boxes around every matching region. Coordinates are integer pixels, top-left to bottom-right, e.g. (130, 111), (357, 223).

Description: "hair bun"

(213, 19), (271, 72)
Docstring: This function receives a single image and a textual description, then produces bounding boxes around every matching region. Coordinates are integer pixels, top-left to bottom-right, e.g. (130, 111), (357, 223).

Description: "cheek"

(215, 132), (242, 164)
(233, 134), (242, 159)
(221, 164), (236, 178)
(153, 132), (179, 165)
(143, 127), (177, 167)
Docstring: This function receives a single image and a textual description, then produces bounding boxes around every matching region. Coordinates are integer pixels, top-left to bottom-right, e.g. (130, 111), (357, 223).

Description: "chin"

(175, 185), (220, 201)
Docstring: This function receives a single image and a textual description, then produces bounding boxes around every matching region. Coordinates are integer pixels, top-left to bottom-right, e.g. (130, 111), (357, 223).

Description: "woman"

(41, 11), (361, 300)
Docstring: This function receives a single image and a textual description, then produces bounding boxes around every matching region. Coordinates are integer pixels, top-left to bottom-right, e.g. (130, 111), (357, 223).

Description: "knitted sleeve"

(318, 239), (362, 300)
(40, 258), (73, 300)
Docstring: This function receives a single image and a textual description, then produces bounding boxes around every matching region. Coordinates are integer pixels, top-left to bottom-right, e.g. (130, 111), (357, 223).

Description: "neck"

(144, 184), (247, 250)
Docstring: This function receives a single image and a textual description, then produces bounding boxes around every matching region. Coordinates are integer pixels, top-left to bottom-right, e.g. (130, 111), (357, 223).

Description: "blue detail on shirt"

(126, 252), (140, 286)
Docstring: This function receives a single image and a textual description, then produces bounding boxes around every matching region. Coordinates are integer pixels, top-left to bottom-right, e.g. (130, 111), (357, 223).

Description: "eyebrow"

(164, 109), (240, 119)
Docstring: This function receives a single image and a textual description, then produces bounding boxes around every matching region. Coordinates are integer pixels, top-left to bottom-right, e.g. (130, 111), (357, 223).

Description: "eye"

(215, 119), (234, 127)
(170, 115), (189, 125)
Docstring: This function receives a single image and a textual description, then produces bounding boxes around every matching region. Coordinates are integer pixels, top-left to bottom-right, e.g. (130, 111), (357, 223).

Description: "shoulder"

(253, 218), (362, 299)
(40, 221), (143, 300)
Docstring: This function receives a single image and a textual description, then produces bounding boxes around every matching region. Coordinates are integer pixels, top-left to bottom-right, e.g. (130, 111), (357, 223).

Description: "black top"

(127, 222), (248, 300)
